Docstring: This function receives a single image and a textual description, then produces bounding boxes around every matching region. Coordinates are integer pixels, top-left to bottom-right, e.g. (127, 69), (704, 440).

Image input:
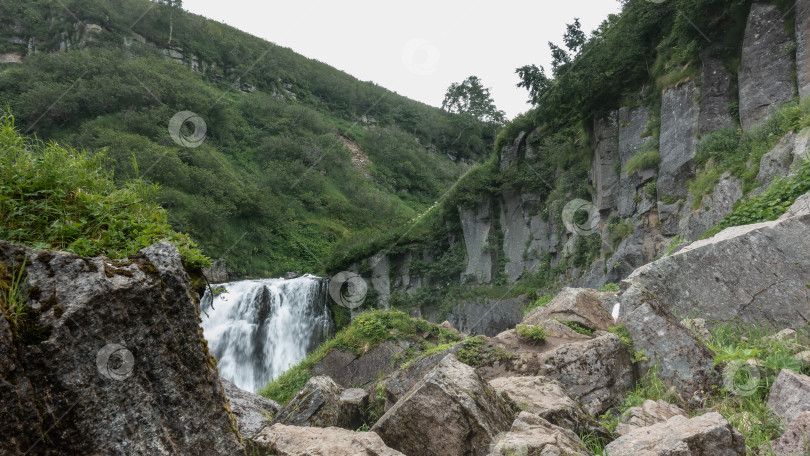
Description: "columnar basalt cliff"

(351, 2), (807, 330)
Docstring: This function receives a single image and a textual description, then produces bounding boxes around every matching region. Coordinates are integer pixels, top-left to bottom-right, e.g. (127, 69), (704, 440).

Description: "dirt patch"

(338, 135), (371, 176)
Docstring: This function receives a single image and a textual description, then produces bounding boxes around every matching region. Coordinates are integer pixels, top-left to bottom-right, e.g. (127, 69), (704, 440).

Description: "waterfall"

(200, 275), (335, 393)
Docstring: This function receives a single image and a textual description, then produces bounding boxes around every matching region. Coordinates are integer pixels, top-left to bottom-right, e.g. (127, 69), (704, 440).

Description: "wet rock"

(766, 369), (810, 423)
(252, 423), (404, 456)
(222, 378), (280, 438)
(273, 376), (343, 428)
(605, 412), (746, 455)
(372, 354), (516, 456)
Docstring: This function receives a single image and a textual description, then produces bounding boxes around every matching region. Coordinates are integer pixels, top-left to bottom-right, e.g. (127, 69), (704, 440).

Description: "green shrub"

(600, 283), (620, 293)
(560, 320), (594, 336)
(516, 324), (547, 343)
(524, 294), (554, 315)
(456, 335), (513, 367)
(0, 113), (209, 269)
(624, 147), (661, 175)
(702, 158), (810, 238)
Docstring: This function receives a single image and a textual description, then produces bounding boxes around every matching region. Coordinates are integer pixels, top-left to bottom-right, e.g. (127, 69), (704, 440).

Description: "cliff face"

(0, 242), (244, 455)
(352, 2), (808, 328)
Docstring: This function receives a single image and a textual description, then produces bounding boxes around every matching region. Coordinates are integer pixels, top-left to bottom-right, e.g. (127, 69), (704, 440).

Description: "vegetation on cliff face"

(0, 0), (494, 278)
(0, 113), (209, 268)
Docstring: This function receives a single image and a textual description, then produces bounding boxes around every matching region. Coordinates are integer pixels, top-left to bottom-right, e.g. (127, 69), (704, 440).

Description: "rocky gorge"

(2, 194), (810, 454)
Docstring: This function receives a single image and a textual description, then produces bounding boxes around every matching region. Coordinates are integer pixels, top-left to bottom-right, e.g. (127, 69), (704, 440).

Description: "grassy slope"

(0, 0), (494, 278)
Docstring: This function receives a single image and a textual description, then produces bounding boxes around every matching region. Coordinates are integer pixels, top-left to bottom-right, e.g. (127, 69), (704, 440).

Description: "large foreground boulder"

(222, 378), (280, 439)
(767, 411), (810, 456)
(623, 208), (810, 330)
(0, 241), (244, 455)
(273, 376), (348, 428)
(479, 330), (635, 415)
(605, 412), (746, 456)
(617, 285), (718, 402)
(488, 412), (590, 456)
(252, 424), (404, 456)
(766, 369), (810, 423)
(488, 376), (608, 439)
(522, 287), (615, 332)
(615, 399), (688, 437)
(372, 354), (516, 456)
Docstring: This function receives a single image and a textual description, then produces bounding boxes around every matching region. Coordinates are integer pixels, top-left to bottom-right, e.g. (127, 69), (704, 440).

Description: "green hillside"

(0, 0), (494, 277)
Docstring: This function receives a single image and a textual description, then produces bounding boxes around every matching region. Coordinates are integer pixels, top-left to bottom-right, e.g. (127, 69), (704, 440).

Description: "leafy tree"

(442, 76), (506, 125)
(515, 64), (552, 106)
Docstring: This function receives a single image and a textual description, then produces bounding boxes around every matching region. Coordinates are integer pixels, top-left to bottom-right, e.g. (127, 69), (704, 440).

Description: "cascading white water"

(200, 275), (334, 393)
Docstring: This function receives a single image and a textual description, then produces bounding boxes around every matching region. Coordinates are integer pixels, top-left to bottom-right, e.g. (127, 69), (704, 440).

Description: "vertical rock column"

(658, 81), (700, 198)
(459, 199), (494, 285)
(798, 0), (810, 99)
(591, 112), (620, 213)
(739, 2), (796, 129)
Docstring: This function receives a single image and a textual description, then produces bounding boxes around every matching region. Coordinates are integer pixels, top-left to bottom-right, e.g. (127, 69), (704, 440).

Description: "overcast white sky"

(182, 1), (623, 120)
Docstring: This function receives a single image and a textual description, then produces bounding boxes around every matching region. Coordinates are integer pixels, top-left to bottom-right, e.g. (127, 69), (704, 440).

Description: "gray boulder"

(658, 81), (699, 198)
(522, 287), (615, 332)
(617, 285), (718, 402)
(766, 369), (810, 423)
(222, 378), (280, 439)
(767, 411), (810, 456)
(488, 376), (608, 439)
(605, 412), (746, 456)
(380, 343), (461, 412)
(252, 423), (405, 456)
(273, 376), (343, 428)
(623, 206), (810, 330)
(739, 2), (796, 129)
(488, 412), (590, 456)
(479, 331), (635, 416)
(0, 241), (244, 455)
(311, 340), (405, 388)
(372, 354), (516, 456)
(615, 399), (688, 437)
